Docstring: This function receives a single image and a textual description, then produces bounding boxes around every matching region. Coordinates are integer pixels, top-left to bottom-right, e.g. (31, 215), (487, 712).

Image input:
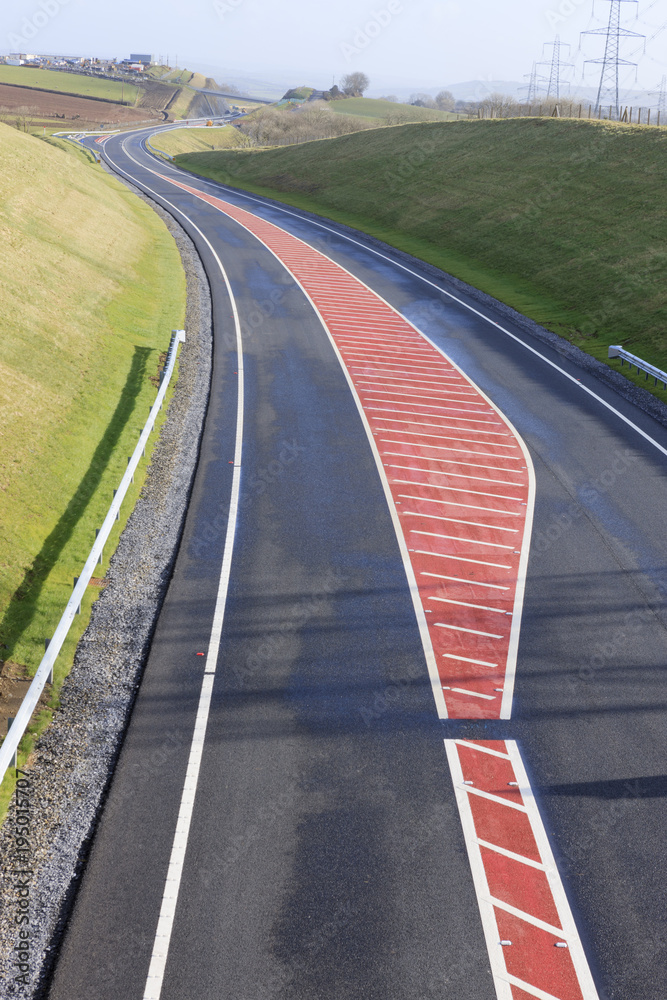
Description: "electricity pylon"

(649, 75), (667, 115)
(539, 36), (573, 102)
(521, 62), (544, 103)
(583, 0), (645, 118)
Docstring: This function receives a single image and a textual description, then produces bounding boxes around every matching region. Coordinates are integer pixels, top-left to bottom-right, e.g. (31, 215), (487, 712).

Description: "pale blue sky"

(2, 0), (666, 96)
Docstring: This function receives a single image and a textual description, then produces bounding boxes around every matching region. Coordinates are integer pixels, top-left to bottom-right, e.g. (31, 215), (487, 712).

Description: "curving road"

(48, 125), (667, 1000)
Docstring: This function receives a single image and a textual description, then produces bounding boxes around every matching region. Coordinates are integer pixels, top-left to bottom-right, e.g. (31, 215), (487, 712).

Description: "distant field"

(0, 124), (185, 804)
(149, 125), (245, 156)
(175, 117), (667, 395)
(330, 97), (456, 121)
(0, 66), (138, 104)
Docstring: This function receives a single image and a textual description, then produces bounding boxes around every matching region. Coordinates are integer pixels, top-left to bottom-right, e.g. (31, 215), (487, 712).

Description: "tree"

(380, 94), (399, 102)
(341, 72), (370, 97)
(435, 89), (455, 111)
(328, 84), (342, 100)
(409, 92), (436, 108)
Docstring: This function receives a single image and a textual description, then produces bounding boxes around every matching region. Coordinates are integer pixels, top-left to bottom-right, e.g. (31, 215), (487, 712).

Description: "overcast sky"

(3, 0), (666, 96)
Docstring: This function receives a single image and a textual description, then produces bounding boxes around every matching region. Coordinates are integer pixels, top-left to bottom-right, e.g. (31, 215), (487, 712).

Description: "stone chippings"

(0, 201), (213, 999)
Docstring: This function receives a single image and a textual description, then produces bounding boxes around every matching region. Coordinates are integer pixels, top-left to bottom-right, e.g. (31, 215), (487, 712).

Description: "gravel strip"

(0, 195), (212, 998)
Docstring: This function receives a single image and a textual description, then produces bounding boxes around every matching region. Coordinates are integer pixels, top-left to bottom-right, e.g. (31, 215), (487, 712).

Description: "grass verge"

(0, 66), (138, 104)
(149, 125), (246, 156)
(0, 124), (185, 816)
(174, 117), (667, 397)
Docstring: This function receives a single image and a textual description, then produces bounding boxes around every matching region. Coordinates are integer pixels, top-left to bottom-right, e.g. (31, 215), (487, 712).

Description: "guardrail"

(608, 345), (667, 389)
(0, 330), (185, 785)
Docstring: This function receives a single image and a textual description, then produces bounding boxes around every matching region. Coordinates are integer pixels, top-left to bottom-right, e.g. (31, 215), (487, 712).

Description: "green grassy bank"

(149, 125), (245, 157)
(175, 117), (667, 393)
(0, 65), (139, 104)
(0, 124), (185, 809)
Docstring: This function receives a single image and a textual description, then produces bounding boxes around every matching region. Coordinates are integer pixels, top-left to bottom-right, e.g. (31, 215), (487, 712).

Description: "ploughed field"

(0, 83), (163, 129)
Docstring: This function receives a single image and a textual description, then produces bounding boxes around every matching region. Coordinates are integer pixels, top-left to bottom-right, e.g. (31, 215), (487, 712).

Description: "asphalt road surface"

(47, 125), (667, 1000)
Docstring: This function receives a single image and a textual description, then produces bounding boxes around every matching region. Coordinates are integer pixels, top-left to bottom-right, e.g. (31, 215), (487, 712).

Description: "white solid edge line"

(505, 741), (601, 1000)
(100, 137), (245, 1000)
(444, 741), (513, 1000)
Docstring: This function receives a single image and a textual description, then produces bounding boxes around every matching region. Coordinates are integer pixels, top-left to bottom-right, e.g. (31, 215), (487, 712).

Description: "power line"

(583, 0), (646, 116)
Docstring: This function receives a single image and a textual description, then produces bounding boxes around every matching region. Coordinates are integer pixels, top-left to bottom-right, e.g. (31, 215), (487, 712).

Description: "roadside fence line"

(0, 330), (186, 785)
(608, 345), (667, 390)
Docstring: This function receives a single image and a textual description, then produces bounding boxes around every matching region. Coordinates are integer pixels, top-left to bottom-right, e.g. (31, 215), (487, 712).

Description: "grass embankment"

(0, 124), (185, 813)
(149, 125), (245, 156)
(0, 65), (139, 104)
(176, 117), (667, 392)
(331, 97), (455, 121)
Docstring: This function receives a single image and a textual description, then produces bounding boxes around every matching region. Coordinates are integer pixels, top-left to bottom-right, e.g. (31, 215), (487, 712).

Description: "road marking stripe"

(500, 974), (563, 1000)
(350, 365), (468, 385)
(377, 422), (519, 442)
(445, 686), (497, 701)
(444, 655), (499, 668)
(386, 453), (524, 474)
(398, 481), (524, 502)
(453, 740), (511, 759)
(430, 596), (509, 613)
(357, 376), (476, 399)
(393, 465), (520, 487)
(458, 783), (528, 810)
(412, 530), (515, 549)
(400, 495), (521, 516)
(487, 897), (565, 938)
(414, 549), (511, 569)
(386, 440), (524, 460)
(425, 573), (510, 590)
(435, 622), (505, 639)
(369, 405), (491, 419)
(401, 511), (519, 532)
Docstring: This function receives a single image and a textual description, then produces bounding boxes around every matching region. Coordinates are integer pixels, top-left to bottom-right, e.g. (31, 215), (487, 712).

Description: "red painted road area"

(164, 175), (535, 721)
(157, 173), (598, 1000)
(446, 740), (599, 1000)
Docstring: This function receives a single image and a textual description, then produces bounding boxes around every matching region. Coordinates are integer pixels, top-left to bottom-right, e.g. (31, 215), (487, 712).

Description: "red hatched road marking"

(446, 740), (600, 1000)
(156, 172), (600, 1000)
(161, 174), (535, 722)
